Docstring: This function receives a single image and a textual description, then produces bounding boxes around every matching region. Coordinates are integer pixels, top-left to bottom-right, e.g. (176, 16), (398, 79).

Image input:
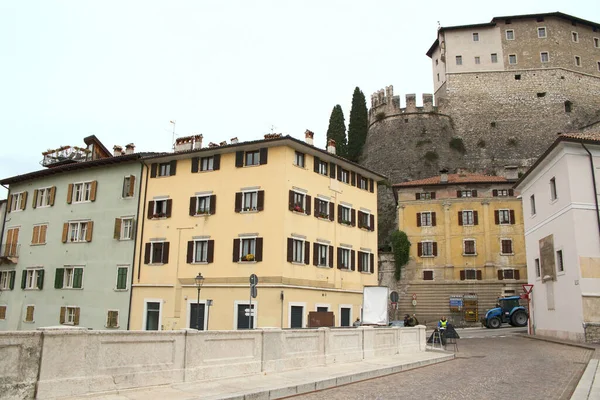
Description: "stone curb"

(516, 333), (599, 351)
(570, 359), (599, 400)
(218, 354), (455, 400)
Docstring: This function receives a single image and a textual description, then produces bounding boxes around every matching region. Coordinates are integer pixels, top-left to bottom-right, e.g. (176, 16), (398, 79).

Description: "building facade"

(516, 132), (600, 343)
(0, 137), (143, 330)
(388, 171), (527, 326)
(129, 133), (383, 331)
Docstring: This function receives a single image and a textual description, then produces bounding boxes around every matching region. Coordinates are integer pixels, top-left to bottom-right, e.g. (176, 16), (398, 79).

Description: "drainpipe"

(580, 142), (600, 244)
(127, 161), (148, 330)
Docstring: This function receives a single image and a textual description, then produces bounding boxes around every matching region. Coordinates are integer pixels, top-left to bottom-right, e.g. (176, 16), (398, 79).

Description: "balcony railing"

(0, 244), (20, 258)
(41, 146), (92, 167)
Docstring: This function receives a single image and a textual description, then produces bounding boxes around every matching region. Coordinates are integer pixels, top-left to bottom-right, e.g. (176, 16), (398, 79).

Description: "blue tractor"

(481, 295), (528, 329)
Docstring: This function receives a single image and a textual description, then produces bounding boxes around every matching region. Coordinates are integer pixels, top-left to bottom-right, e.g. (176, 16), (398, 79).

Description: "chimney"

(230, 137), (239, 144)
(327, 139), (336, 154)
(193, 135), (203, 150)
(113, 145), (123, 157)
(440, 168), (449, 183)
(504, 165), (519, 181)
(305, 130), (314, 146)
(125, 143), (135, 155)
(175, 136), (193, 152)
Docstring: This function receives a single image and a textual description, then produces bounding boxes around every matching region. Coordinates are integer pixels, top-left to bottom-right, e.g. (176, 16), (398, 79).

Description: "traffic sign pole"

(522, 284), (534, 335)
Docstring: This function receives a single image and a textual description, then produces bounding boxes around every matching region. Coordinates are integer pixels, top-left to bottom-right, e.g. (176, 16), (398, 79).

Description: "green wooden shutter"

(54, 268), (64, 289)
(117, 267), (127, 290)
(9, 271), (16, 290)
(37, 270), (45, 290)
(73, 268), (83, 289)
(21, 271), (27, 289)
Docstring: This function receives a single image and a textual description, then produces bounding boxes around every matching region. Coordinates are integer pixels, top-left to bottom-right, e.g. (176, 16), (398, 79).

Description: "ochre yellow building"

(129, 133), (384, 330)
(391, 171), (527, 324)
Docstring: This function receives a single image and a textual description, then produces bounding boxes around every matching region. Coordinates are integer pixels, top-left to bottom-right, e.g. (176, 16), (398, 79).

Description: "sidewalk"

(65, 351), (454, 400)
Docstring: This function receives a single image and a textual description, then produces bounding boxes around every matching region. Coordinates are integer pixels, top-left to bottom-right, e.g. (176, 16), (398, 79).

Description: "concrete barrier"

(0, 325), (426, 399)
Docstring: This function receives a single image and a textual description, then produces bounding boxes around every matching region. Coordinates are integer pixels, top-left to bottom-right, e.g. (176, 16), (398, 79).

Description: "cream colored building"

(129, 133), (384, 331)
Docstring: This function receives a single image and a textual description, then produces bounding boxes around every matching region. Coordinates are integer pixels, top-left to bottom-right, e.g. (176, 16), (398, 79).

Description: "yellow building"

(129, 133), (384, 330)
(391, 171), (527, 325)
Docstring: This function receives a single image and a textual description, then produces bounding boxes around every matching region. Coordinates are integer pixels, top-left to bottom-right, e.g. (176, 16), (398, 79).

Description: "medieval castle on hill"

(362, 12), (600, 244)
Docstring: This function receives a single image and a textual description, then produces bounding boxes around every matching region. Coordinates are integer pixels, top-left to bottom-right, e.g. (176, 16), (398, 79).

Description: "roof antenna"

(170, 120), (176, 150)
(270, 124), (276, 134)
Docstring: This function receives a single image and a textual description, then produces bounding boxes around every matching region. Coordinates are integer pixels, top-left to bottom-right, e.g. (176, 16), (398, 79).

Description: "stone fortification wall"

(0, 326), (426, 399)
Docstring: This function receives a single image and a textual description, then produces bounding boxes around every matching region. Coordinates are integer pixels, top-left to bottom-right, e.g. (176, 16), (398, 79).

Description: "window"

(461, 211), (474, 226)
(420, 212), (432, 227)
(575, 56), (581, 67)
(120, 218), (133, 240)
(514, 75), (521, 80)
(68, 221), (89, 242)
(556, 250), (564, 272)
(201, 156), (214, 171)
(565, 101), (573, 113)
(4, 227), (19, 257)
(338, 168), (349, 184)
(25, 306), (34, 322)
(158, 162), (172, 177)
(153, 199), (168, 217)
(436, 59), (438, 65)
(506, 30), (514, 40)
(535, 258), (541, 278)
(245, 150), (260, 166)
(474, 56), (480, 65)
(359, 177), (369, 190)
(340, 205), (351, 225)
(437, 73), (440, 82)
(538, 27), (546, 38)
(0, 306), (6, 320)
(359, 252), (370, 273)
(423, 270), (433, 281)
(464, 240), (476, 255)
(316, 244), (329, 267)
(56, 266), (84, 289)
(317, 160), (328, 176)
(598, 62), (600, 72)
(491, 53), (498, 63)
(550, 177), (557, 201)
(31, 224), (48, 245)
(421, 242), (433, 257)
(594, 37), (599, 48)
(122, 176), (135, 198)
(465, 269), (477, 280)
(500, 269), (516, 279)
(9, 192), (25, 212)
(116, 266), (128, 290)
(23, 269), (44, 290)
(416, 192), (434, 200)
(73, 182), (92, 203)
(315, 198), (331, 219)
(456, 55), (462, 65)
(63, 306), (79, 325)
(243, 191), (258, 212)
(339, 248), (351, 269)
(501, 239), (513, 254)
(458, 190), (475, 198)
(106, 310), (119, 328)
(472, 32), (479, 42)
(572, 32), (579, 42)
(294, 152), (305, 168)
(541, 52), (549, 63)
(495, 189), (509, 197)
(0, 270), (15, 290)
(241, 238), (256, 262)
(145, 242), (169, 264)
(358, 211), (372, 230)
(530, 195), (536, 215)
(145, 301), (161, 330)
(194, 240), (209, 263)
(195, 196), (211, 215)
(292, 239), (305, 263)
(498, 210), (511, 224)
(35, 187), (52, 207)
(291, 191), (306, 213)
(509, 54), (517, 64)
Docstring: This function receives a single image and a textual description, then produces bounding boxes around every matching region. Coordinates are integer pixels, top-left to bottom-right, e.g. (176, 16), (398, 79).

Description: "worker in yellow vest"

(437, 316), (448, 346)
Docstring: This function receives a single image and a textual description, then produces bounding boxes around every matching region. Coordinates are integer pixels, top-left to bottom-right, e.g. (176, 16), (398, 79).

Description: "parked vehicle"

(388, 320), (405, 327)
(481, 295), (528, 329)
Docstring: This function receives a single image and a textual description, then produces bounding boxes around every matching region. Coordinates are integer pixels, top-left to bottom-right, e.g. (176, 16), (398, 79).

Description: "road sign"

(207, 299), (213, 306)
(251, 285), (257, 299)
(412, 293), (417, 300)
(390, 291), (399, 303)
(244, 309), (255, 316)
(250, 274), (259, 286)
(522, 284), (534, 294)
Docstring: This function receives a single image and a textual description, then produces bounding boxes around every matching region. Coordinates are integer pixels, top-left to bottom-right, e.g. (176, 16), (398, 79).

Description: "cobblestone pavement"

(293, 337), (593, 400)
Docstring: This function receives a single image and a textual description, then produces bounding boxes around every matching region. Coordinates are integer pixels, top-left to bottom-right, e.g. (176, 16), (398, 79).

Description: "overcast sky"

(1, 1), (598, 198)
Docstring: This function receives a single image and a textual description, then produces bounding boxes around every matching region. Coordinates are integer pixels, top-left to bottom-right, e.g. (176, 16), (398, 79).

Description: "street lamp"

(195, 272), (205, 330)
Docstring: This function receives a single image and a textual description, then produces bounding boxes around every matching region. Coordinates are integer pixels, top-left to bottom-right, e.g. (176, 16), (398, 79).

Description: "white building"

(516, 132), (600, 343)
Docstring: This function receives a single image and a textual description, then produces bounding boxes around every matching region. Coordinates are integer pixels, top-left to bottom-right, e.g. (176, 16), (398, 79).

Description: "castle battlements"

(369, 85), (436, 118)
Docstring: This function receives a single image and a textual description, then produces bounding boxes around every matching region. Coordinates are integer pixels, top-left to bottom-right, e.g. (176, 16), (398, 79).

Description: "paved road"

(452, 326), (527, 339)
(293, 336), (592, 400)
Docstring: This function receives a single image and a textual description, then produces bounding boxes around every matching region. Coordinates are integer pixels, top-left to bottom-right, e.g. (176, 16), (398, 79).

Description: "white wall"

(444, 26), (504, 75)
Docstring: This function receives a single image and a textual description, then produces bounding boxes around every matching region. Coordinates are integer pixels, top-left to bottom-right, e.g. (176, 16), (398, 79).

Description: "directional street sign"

(250, 274), (259, 286)
(244, 309), (255, 317)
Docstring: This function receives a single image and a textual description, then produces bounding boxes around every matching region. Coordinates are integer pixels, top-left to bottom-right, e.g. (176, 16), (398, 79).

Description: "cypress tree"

(347, 87), (369, 162)
(325, 105), (347, 157)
